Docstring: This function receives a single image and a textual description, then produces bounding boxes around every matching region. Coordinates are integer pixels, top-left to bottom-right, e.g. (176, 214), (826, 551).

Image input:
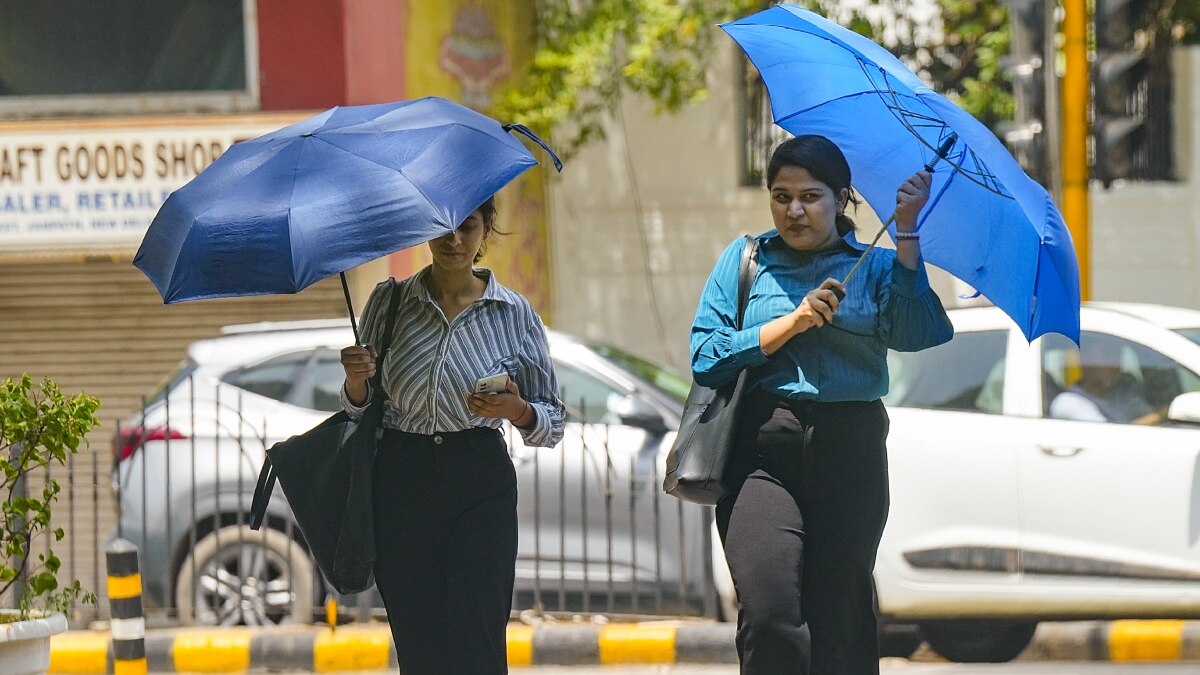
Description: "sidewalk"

(47, 619), (1200, 673)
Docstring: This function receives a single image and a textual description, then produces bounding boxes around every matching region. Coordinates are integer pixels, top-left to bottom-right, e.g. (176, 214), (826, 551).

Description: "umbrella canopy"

(134, 96), (560, 304)
(722, 5), (1080, 343)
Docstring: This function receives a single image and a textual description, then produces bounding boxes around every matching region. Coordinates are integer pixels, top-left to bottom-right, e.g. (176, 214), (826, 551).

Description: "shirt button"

(433, 434), (443, 445)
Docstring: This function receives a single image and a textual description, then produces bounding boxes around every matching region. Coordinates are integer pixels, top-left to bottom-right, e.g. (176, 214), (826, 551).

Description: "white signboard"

(0, 117), (297, 251)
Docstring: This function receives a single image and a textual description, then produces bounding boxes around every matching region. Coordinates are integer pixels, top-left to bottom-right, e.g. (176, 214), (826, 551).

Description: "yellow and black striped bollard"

(106, 538), (147, 675)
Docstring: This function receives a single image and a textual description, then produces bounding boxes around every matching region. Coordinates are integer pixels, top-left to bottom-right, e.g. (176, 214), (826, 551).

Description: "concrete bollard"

(105, 539), (146, 675)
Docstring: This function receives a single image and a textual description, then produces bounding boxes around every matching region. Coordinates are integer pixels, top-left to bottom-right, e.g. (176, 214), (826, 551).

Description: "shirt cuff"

(732, 327), (770, 367)
(340, 381), (372, 420)
(892, 256), (932, 299)
(516, 402), (552, 447)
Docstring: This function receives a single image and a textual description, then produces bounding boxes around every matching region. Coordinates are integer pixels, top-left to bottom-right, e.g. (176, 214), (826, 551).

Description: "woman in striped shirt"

(340, 196), (564, 674)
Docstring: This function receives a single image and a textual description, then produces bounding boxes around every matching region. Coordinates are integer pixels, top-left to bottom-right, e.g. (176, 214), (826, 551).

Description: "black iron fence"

(7, 378), (725, 627)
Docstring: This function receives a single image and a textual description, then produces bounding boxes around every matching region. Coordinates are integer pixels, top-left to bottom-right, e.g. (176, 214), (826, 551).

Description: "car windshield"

(147, 359), (199, 405)
(1174, 328), (1200, 347)
(589, 343), (690, 404)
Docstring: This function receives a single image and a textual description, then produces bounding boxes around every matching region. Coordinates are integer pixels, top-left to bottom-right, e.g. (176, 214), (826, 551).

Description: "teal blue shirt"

(690, 230), (954, 402)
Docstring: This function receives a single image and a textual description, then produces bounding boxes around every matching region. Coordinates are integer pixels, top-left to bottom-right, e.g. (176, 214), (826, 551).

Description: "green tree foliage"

(498, 0), (1199, 156)
(0, 374), (98, 619)
(494, 0), (762, 157)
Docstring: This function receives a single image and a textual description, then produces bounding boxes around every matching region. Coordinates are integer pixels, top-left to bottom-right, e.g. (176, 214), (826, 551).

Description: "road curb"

(48, 620), (1200, 672)
(1025, 620), (1200, 662)
(49, 622), (736, 673)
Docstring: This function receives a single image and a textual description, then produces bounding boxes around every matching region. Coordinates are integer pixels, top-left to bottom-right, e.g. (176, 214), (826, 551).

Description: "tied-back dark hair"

(474, 195), (505, 263)
(766, 135), (862, 236)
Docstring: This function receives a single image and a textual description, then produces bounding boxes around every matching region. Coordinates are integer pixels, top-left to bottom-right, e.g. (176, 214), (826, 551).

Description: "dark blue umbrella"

(134, 96), (561, 341)
(722, 5), (1080, 343)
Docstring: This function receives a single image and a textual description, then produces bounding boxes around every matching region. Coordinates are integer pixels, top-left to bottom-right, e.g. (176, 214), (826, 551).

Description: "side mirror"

(1167, 391), (1200, 425)
(611, 395), (669, 434)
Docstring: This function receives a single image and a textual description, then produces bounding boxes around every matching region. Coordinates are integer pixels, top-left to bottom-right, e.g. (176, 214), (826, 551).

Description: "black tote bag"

(664, 236), (759, 505)
(249, 280), (402, 594)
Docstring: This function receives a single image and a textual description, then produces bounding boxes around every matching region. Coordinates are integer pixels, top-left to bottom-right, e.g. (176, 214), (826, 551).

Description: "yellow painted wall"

(393, 0), (553, 320)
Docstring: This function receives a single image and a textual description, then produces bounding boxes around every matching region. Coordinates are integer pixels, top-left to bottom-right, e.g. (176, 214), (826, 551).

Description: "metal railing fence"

(7, 375), (722, 627)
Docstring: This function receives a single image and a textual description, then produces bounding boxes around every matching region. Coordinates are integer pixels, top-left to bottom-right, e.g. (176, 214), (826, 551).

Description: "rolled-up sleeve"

(879, 255), (954, 352)
(691, 238), (768, 388)
(515, 311), (565, 447)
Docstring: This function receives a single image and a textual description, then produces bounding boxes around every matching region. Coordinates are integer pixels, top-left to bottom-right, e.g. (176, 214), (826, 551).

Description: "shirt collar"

(759, 228), (868, 253)
(402, 265), (516, 306)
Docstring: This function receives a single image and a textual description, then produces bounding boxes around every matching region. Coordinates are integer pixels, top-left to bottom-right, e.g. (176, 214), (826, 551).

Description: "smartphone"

(474, 372), (509, 395)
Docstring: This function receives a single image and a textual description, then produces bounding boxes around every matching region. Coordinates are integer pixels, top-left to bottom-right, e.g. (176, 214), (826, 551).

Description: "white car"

(112, 320), (722, 625)
(875, 302), (1200, 661)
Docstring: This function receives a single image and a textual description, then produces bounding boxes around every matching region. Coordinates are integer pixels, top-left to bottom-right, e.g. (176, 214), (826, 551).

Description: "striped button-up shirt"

(341, 267), (565, 447)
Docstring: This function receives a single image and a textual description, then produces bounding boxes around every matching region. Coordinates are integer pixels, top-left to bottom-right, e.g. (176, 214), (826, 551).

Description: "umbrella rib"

(301, 134), (444, 224)
(308, 123), (531, 227)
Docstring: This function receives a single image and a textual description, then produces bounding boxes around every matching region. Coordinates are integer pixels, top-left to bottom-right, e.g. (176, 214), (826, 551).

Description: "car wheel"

(877, 622), (922, 658)
(175, 524), (314, 626)
(920, 619), (1037, 663)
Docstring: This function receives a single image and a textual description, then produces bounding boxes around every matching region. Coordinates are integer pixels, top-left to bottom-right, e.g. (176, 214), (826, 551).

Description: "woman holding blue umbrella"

(691, 136), (953, 673)
(340, 196), (565, 674)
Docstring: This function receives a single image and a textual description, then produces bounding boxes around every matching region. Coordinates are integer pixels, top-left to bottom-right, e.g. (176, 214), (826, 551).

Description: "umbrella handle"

(503, 123), (564, 172)
(835, 133), (959, 299)
(340, 272), (362, 346)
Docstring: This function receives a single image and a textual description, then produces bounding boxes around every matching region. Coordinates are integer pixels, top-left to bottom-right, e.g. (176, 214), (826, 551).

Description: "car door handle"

(1039, 444), (1085, 457)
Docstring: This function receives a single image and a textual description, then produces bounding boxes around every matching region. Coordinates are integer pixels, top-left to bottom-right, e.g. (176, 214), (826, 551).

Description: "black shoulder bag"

(663, 236), (759, 505)
(249, 279), (402, 594)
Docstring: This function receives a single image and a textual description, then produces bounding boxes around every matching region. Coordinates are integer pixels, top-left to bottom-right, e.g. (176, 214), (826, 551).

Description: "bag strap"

(369, 278), (404, 404)
(735, 235), (760, 330)
(249, 460), (274, 530)
(250, 278), (403, 532)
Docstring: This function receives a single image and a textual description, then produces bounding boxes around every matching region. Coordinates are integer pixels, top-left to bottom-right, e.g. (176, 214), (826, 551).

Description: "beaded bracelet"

(895, 230), (920, 240)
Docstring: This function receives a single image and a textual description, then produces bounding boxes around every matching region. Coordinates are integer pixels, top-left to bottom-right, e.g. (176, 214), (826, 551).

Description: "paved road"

(269, 663), (1200, 675)
(506, 665), (1200, 674)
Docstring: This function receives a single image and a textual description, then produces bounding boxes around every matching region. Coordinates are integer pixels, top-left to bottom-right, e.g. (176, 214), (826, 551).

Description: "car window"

(588, 343), (690, 404)
(1043, 331), (1200, 424)
(1175, 328), (1200, 348)
(303, 350), (346, 413)
(884, 330), (1007, 413)
(554, 362), (625, 424)
(221, 351), (312, 403)
(147, 358), (198, 404)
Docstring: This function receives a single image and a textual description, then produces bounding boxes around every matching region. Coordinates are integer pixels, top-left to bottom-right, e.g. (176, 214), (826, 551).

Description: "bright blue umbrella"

(134, 96), (560, 341)
(722, 5), (1080, 343)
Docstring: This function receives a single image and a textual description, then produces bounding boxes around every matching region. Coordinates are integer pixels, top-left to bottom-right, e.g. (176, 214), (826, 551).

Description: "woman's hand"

(340, 345), (377, 405)
(894, 170), (932, 232)
(794, 278), (844, 329)
(466, 377), (536, 427)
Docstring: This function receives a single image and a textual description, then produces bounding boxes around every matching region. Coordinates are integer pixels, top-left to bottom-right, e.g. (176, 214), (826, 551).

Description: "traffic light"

(1004, 0), (1052, 186)
(1092, 0), (1151, 185)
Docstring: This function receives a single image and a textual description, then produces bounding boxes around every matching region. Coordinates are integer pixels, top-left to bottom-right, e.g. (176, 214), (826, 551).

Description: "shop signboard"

(0, 115), (301, 251)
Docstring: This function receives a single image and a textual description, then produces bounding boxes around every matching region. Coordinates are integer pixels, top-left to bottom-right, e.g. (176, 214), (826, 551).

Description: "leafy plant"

(498, 0), (1200, 158)
(494, 0), (763, 159)
(0, 374), (99, 620)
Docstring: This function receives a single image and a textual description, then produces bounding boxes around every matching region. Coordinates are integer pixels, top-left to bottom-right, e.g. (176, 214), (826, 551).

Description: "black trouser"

(716, 391), (890, 675)
(372, 427), (517, 675)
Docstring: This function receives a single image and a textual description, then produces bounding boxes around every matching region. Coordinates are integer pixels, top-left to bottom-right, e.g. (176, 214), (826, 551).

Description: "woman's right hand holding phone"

(340, 344), (377, 405)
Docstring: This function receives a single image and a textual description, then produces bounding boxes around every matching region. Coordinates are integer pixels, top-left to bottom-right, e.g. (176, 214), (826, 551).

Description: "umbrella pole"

(837, 133), (959, 297)
(340, 272), (362, 346)
(838, 213), (896, 295)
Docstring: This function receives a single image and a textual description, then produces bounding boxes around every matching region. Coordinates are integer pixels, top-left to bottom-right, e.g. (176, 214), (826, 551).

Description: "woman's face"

(429, 208), (489, 270)
(769, 165), (847, 253)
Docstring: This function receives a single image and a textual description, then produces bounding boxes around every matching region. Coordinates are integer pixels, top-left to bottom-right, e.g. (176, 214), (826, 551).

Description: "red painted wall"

(257, 0), (407, 110)
(257, 0), (348, 110)
(343, 0), (407, 104)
